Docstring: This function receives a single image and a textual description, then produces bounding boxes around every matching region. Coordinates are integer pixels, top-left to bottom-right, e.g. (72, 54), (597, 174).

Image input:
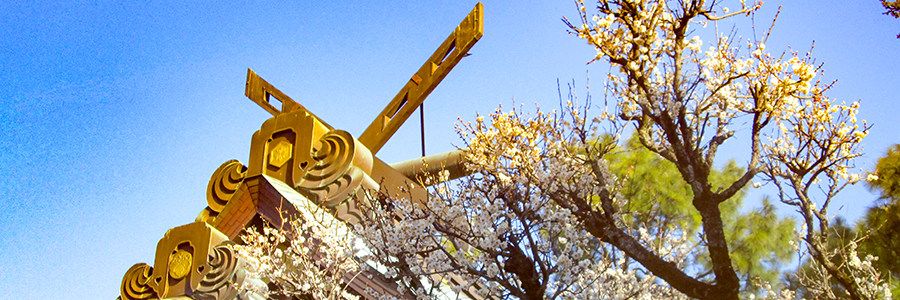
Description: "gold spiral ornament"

(206, 160), (247, 212)
(194, 244), (243, 300)
(299, 130), (374, 206)
(120, 263), (157, 300)
(194, 243), (268, 300)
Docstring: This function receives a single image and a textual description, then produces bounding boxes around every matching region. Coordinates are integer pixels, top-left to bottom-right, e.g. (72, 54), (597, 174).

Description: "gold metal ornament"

(206, 160), (247, 213)
(168, 250), (193, 280)
(120, 263), (157, 300)
(120, 3), (485, 299)
(268, 140), (293, 168)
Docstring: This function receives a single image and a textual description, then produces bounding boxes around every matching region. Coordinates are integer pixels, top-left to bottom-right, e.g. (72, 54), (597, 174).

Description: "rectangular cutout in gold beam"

(358, 2), (483, 154)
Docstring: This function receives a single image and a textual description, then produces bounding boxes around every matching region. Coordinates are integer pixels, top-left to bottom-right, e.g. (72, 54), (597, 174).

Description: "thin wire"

(420, 103), (426, 157)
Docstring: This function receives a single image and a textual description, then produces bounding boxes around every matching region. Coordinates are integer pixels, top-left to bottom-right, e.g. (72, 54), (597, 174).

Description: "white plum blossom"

(240, 1), (886, 299)
(234, 201), (366, 300)
(561, 0), (883, 299)
(350, 106), (691, 299)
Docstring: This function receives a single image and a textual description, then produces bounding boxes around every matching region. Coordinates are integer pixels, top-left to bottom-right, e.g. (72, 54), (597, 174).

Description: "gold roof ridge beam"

(245, 68), (301, 116)
(358, 2), (483, 154)
(245, 68), (335, 130)
(389, 148), (472, 185)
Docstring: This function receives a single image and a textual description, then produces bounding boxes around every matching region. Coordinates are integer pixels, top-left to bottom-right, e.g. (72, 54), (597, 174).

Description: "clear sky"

(1, 1), (897, 299)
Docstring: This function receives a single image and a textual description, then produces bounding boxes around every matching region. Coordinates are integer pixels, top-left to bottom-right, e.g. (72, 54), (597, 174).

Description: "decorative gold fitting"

(168, 250), (193, 280)
(268, 140), (293, 168)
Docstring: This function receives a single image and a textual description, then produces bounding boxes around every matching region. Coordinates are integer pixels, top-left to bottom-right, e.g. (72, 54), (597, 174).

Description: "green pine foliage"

(725, 197), (797, 289)
(605, 135), (796, 293)
(858, 203), (900, 295)
(867, 144), (900, 200)
(860, 143), (900, 295)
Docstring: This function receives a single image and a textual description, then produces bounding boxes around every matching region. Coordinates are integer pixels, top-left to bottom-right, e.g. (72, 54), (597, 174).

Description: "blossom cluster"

(348, 105), (693, 299)
(234, 202), (366, 300)
(238, 1), (885, 299)
(564, 0), (883, 298)
(794, 240), (893, 299)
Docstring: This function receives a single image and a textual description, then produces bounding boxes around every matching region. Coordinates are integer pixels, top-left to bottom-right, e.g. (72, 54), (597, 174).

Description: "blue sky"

(1, 1), (897, 299)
